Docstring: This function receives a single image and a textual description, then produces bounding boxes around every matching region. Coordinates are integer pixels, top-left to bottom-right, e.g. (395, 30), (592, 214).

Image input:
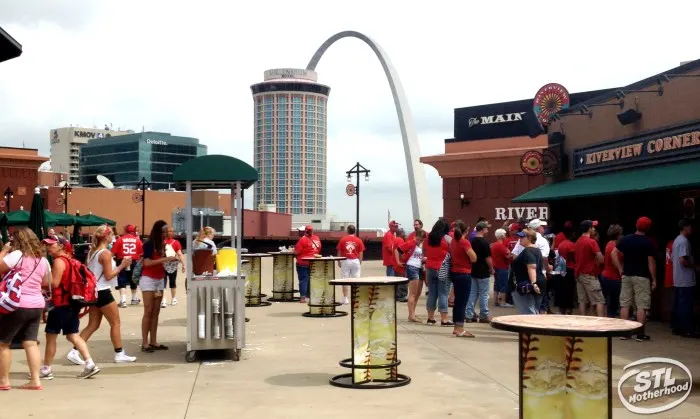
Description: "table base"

(245, 300), (272, 307)
(329, 373), (411, 389)
(268, 289), (300, 302)
(302, 310), (347, 318)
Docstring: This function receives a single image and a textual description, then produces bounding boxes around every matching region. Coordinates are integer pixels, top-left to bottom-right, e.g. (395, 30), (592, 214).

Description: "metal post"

(345, 163), (370, 234)
(3, 187), (12, 212)
(136, 177), (150, 237)
(234, 181), (245, 348)
(60, 183), (72, 213)
(185, 181), (193, 350)
(241, 189), (245, 245)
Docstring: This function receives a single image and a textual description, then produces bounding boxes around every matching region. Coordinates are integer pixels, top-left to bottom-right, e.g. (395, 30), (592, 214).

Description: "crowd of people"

(0, 220), (195, 390)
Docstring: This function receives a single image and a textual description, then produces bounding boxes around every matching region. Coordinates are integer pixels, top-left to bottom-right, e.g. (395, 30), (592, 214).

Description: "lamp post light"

(60, 183), (72, 213)
(136, 177), (151, 236)
(345, 162), (370, 233)
(3, 187), (13, 212)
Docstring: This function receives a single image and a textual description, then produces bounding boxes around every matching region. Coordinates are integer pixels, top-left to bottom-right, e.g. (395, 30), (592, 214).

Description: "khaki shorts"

(620, 275), (651, 310)
(576, 274), (606, 305)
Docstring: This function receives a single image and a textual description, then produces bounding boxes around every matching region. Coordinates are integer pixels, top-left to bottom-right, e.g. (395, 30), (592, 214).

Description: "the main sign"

(574, 121), (700, 176)
(454, 99), (541, 141)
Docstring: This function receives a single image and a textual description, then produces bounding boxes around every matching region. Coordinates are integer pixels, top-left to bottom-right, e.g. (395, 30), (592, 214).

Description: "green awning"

(513, 160), (700, 203)
(173, 154), (258, 190)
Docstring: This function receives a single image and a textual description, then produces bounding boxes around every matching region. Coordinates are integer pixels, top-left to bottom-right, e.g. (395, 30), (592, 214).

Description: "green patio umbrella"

(74, 213), (116, 227)
(4, 209), (29, 226)
(27, 188), (49, 240)
(44, 210), (75, 227)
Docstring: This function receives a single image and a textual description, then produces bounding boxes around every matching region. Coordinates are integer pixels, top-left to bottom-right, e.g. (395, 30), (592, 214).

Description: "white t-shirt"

(512, 232), (550, 274)
(88, 249), (117, 291)
(406, 245), (423, 268)
(194, 238), (217, 256)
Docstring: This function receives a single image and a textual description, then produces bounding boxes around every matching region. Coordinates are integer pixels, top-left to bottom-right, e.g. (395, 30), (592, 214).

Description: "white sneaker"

(342, 297), (349, 305)
(160, 300), (167, 308)
(171, 297), (178, 306)
(77, 364), (101, 379)
(114, 351), (137, 363)
(130, 298), (141, 305)
(67, 348), (85, 365)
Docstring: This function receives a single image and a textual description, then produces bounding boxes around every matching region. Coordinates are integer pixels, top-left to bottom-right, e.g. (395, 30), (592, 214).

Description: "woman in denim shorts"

(395, 229), (427, 322)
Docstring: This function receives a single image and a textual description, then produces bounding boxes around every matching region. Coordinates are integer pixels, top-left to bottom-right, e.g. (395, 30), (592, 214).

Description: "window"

(293, 117), (301, 124)
(293, 96), (302, 104)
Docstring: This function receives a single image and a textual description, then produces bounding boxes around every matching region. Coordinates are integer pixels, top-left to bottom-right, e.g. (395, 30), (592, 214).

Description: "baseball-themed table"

(241, 253), (271, 307)
(491, 315), (642, 419)
(302, 256), (347, 318)
(267, 251), (298, 302)
(328, 277), (411, 389)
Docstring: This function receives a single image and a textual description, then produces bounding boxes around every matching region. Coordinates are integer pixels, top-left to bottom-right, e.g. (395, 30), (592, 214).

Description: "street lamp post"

(136, 177), (151, 236)
(346, 162), (370, 233)
(60, 183), (72, 213)
(3, 187), (13, 212)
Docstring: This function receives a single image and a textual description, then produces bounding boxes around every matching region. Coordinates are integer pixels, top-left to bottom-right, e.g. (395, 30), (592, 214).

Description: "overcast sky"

(0, 0), (697, 229)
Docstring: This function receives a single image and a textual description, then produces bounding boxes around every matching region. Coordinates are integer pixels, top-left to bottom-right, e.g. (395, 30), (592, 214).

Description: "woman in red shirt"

(163, 226), (185, 308)
(450, 220), (477, 337)
(601, 224), (623, 318)
(423, 219), (453, 326)
(490, 229), (511, 307)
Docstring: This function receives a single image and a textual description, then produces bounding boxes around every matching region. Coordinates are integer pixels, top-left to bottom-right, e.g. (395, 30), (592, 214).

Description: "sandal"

(149, 344), (169, 351)
(0, 385), (10, 391)
(141, 346), (155, 353)
(455, 331), (475, 338)
(18, 383), (43, 390)
(426, 319), (437, 325)
(408, 317), (421, 323)
(441, 321), (455, 327)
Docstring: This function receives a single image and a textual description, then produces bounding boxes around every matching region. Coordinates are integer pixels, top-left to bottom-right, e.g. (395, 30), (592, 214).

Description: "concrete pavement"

(3, 260), (700, 419)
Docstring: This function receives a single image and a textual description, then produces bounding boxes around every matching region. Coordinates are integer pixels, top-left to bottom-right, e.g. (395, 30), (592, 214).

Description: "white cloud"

(0, 0), (698, 228)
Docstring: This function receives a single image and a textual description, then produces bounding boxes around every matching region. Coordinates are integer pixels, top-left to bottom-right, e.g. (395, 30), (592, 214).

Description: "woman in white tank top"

(65, 225), (137, 365)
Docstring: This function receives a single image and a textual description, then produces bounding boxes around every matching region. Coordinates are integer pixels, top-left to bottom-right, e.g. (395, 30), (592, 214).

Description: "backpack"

(0, 257), (38, 314)
(57, 256), (98, 307)
(437, 235), (453, 282)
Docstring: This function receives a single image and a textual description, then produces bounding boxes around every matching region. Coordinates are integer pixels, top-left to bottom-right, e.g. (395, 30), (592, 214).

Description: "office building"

(50, 126), (132, 185)
(250, 68), (330, 217)
(79, 131), (206, 190)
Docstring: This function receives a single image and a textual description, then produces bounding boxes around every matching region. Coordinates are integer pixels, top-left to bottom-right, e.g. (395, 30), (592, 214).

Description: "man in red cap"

(294, 225), (321, 303)
(382, 221), (400, 276)
(613, 216), (656, 342)
(574, 220), (605, 317)
(112, 224), (143, 308)
(554, 221), (573, 250)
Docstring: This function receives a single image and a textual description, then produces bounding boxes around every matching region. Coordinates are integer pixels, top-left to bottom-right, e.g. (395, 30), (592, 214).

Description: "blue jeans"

(672, 286), (695, 334)
(466, 277), (490, 319)
(296, 265), (310, 298)
(451, 273), (472, 325)
(600, 277), (621, 318)
(386, 266), (395, 277)
(494, 268), (509, 293)
(426, 268), (450, 313)
(511, 291), (544, 315)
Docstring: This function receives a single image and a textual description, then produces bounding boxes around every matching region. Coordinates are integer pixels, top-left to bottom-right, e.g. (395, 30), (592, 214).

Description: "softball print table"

(328, 277), (411, 389)
(267, 252), (298, 302)
(302, 256), (347, 318)
(241, 253), (272, 307)
(491, 315), (643, 419)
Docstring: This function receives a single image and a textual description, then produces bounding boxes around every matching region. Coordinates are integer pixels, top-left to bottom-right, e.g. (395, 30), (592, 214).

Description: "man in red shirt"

(574, 220), (605, 317)
(336, 225), (365, 305)
(112, 224), (144, 308)
(557, 232), (577, 314)
(394, 229), (409, 302)
(295, 225), (321, 303)
(553, 221), (573, 250)
(382, 221), (399, 276)
(491, 228), (512, 307)
(407, 219), (423, 241)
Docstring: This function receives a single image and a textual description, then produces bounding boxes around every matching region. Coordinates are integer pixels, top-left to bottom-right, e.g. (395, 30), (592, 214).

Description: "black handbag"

(516, 281), (535, 296)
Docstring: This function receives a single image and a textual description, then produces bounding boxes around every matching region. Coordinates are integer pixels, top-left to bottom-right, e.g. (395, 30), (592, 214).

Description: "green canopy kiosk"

(173, 155), (258, 362)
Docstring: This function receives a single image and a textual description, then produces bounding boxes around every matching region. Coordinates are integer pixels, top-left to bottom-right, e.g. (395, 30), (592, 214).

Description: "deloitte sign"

(617, 357), (692, 414)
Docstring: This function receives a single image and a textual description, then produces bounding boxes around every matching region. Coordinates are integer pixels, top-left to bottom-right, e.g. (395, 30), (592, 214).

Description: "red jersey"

(407, 231), (415, 241)
(553, 232), (567, 250)
(574, 236), (601, 277)
(558, 239), (576, 270)
(381, 231), (396, 267)
(295, 235), (321, 266)
(450, 237), (473, 274)
(112, 234), (143, 260)
(665, 240), (674, 288)
(601, 240), (622, 280)
(424, 237), (449, 270)
(490, 240), (510, 270)
(393, 237), (406, 274)
(336, 235), (365, 260)
(398, 240), (419, 265)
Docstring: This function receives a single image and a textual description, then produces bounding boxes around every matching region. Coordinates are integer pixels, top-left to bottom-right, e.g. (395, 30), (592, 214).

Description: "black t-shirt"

(616, 233), (654, 278)
(471, 236), (492, 279)
(509, 247), (545, 292)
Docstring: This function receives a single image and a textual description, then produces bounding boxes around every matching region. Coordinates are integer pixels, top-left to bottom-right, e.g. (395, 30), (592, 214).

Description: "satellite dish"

(58, 180), (67, 188)
(96, 175), (115, 189)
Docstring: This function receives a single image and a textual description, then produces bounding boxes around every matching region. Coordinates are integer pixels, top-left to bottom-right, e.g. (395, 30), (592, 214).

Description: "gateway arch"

(307, 31), (433, 223)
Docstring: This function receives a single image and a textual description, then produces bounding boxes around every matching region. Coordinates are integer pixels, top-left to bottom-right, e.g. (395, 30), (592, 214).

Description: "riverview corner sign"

(533, 83), (570, 125)
(574, 121), (700, 175)
(495, 206), (548, 221)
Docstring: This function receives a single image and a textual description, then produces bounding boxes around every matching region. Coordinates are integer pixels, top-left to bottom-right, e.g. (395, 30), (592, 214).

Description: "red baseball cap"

(509, 223), (520, 232)
(450, 221), (456, 228)
(636, 216), (652, 232)
(305, 225), (314, 232)
(125, 225), (137, 234)
(42, 237), (72, 254)
(564, 221), (573, 229)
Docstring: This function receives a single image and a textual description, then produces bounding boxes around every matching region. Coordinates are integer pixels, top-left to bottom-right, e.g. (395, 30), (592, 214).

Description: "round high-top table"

(301, 256), (347, 318)
(328, 277), (411, 389)
(241, 253), (272, 307)
(267, 251), (299, 302)
(491, 315), (643, 419)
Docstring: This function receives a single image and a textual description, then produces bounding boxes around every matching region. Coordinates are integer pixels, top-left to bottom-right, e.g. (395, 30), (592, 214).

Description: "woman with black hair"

(450, 220), (477, 337)
(140, 220), (179, 353)
(423, 219), (453, 326)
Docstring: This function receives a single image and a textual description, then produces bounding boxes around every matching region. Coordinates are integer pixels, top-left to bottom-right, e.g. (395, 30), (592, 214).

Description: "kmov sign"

(495, 206), (548, 221)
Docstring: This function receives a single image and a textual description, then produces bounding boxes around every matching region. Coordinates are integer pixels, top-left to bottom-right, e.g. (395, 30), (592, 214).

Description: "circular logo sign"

(542, 149), (559, 177)
(0, 201), (5, 208)
(533, 83), (571, 124)
(618, 357), (692, 415)
(132, 192), (143, 203)
(346, 184), (356, 197)
(520, 150), (544, 176)
(55, 197), (64, 206)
